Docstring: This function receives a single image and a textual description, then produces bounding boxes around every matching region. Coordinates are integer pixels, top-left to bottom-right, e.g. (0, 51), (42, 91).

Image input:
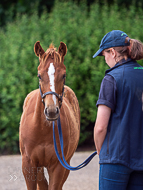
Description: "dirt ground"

(0, 151), (99, 190)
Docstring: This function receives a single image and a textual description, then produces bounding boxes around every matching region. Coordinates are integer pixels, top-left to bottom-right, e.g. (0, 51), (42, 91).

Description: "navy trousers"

(99, 164), (143, 190)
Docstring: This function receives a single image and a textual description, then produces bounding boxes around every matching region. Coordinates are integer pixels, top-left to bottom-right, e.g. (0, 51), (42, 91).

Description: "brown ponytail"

(126, 37), (143, 60)
(112, 37), (143, 61)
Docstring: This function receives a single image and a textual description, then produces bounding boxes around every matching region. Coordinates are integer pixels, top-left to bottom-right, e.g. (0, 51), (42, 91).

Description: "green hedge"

(1, 0), (143, 154)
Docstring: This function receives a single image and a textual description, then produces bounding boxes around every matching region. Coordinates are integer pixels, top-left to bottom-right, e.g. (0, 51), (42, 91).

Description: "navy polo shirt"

(96, 75), (116, 111)
(96, 59), (130, 111)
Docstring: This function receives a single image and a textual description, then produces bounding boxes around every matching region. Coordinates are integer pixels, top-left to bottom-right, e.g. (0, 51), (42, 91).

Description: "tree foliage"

(1, 0), (143, 26)
(0, 0), (143, 154)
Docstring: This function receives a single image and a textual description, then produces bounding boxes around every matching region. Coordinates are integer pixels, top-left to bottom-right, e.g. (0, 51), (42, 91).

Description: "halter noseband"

(39, 80), (65, 108)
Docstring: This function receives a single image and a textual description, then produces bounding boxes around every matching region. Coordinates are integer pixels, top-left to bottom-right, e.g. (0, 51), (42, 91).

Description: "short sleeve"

(96, 74), (117, 112)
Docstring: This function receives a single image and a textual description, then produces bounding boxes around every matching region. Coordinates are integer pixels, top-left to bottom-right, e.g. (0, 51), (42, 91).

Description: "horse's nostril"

(56, 107), (59, 114)
(44, 107), (48, 116)
(44, 106), (60, 120)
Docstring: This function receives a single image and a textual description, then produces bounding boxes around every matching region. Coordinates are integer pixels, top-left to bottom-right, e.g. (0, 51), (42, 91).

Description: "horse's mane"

(42, 43), (61, 63)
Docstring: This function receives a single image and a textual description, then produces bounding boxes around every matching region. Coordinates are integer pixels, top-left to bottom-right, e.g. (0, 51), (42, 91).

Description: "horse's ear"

(58, 42), (67, 57)
(34, 41), (45, 57)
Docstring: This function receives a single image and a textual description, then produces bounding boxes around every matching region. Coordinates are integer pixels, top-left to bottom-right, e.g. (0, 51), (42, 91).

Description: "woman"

(93, 30), (143, 190)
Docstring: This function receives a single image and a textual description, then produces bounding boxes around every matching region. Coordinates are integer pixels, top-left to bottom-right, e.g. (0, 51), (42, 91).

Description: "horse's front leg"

(37, 167), (48, 190)
(22, 155), (37, 190)
(48, 161), (70, 190)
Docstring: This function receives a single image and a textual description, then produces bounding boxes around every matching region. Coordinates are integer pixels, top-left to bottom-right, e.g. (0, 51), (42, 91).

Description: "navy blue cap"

(93, 30), (129, 58)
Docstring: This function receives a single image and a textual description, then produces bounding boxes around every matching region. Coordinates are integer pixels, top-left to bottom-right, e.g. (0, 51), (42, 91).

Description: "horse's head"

(34, 41), (67, 121)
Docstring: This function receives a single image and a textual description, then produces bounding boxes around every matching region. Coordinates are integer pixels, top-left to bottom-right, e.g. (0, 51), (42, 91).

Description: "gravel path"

(0, 151), (99, 190)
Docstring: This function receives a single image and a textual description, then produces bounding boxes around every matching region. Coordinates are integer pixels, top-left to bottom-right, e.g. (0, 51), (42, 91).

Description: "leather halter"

(39, 79), (65, 108)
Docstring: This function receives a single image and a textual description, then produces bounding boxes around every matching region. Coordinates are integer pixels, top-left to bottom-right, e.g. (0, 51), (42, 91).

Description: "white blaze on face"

(48, 63), (56, 105)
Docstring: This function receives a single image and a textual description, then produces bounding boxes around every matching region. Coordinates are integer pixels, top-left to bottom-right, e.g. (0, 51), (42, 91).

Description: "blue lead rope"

(53, 117), (97, 171)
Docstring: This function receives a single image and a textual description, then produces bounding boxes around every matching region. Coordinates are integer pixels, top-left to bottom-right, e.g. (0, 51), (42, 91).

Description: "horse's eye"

(63, 74), (66, 79)
(37, 74), (41, 80)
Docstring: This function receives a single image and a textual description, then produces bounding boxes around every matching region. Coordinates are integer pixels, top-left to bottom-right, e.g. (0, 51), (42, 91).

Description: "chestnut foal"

(19, 42), (80, 190)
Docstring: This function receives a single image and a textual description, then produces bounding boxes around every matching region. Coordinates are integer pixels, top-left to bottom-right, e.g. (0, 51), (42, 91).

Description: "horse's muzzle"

(44, 105), (60, 121)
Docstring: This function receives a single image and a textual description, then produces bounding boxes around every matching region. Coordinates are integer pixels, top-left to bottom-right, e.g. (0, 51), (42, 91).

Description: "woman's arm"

(94, 105), (111, 155)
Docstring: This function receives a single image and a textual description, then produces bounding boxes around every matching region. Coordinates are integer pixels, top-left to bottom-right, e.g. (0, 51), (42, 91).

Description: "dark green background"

(1, 0), (143, 154)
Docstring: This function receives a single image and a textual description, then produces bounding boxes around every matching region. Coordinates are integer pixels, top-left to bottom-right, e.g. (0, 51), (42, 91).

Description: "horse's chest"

(30, 144), (58, 168)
